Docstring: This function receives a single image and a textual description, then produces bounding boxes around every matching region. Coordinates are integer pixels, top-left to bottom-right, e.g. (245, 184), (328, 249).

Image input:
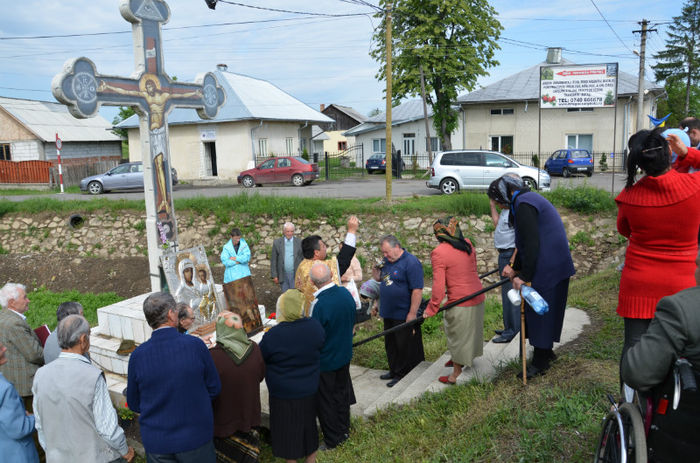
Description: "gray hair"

(143, 292), (176, 329)
(56, 301), (84, 322)
(283, 222), (295, 232)
(379, 234), (401, 249)
(176, 302), (192, 322)
(57, 314), (90, 349)
(310, 262), (332, 287)
(0, 283), (26, 310)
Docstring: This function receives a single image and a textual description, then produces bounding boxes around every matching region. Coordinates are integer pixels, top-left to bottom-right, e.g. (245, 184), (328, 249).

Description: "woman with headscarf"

(616, 128), (700, 366)
(490, 173), (575, 379)
(259, 290), (325, 463)
(423, 217), (485, 385)
(210, 311), (265, 462)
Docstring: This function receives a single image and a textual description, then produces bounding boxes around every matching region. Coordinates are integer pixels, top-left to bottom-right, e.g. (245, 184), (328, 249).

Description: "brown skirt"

(223, 276), (262, 334)
(444, 302), (484, 367)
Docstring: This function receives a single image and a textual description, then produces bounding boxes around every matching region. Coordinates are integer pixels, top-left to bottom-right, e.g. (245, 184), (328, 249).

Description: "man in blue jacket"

(127, 292), (221, 462)
(310, 262), (357, 450)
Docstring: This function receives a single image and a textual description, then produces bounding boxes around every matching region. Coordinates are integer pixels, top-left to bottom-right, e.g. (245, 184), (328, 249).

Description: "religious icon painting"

(161, 245), (222, 326)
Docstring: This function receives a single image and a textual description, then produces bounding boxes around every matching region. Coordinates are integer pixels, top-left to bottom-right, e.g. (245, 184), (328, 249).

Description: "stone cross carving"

(52, 0), (225, 291)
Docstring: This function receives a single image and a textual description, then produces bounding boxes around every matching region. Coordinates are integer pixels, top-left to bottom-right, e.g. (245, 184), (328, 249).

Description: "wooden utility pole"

(420, 65), (433, 166)
(385, 2), (393, 202)
(633, 19), (656, 131)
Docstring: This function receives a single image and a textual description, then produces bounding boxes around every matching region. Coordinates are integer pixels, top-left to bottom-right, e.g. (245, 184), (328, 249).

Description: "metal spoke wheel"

(523, 177), (538, 190)
(439, 177), (459, 195)
(241, 176), (255, 188)
(292, 174), (304, 186)
(87, 181), (103, 195)
(593, 402), (647, 463)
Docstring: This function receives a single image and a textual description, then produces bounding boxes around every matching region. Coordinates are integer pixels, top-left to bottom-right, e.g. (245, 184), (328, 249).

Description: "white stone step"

(105, 372), (127, 408)
(96, 293), (152, 343)
(90, 328), (132, 376)
(349, 365), (390, 417)
(362, 361), (431, 417)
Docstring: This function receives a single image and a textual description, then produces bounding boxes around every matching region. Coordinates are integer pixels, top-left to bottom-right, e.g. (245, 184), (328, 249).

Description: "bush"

(599, 153), (608, 172)
(531, 154), (540, 168)
(543, 185), (616, 214)
(301, 148), (309, 161)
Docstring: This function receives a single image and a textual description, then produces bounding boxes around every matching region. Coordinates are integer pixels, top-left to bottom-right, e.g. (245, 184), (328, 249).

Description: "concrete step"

(90, 328), (132, 376)
(349, 365), (393, 417)
(105, 372), (127, 408)
(362, 361), (431, 417)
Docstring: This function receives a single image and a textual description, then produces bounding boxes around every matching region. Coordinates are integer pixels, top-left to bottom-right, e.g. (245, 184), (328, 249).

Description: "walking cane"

(520, 288), (527, 386)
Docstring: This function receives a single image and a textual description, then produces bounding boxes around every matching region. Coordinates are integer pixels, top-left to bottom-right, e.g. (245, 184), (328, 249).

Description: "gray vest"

(33, 356), (121, 463)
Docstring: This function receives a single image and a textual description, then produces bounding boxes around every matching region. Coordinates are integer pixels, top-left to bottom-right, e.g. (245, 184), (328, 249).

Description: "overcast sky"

(0, 0), (679, 123)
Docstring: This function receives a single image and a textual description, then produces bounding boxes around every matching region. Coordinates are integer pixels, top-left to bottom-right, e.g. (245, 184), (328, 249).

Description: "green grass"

(543, 185), (616, 214)
(25, 288), (124, 330)
(0, 186), (81, 195)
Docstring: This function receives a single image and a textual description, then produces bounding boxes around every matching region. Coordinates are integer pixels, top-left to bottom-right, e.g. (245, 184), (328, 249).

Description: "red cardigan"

(615, 169), (700, 318)
(425, 240), (484, 317)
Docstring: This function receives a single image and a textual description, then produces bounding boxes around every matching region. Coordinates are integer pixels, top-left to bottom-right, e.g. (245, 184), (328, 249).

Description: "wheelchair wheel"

(593, 403), (647, 463)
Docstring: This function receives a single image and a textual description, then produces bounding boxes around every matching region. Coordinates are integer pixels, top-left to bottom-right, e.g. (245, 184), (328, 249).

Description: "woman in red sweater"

(423, 217), (484, 385)
(616, 128), (700, 362)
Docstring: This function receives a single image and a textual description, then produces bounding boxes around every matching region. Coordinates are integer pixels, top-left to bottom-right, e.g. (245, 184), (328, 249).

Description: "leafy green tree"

(652, 0), (700, 116)
(657, 80), (700, 126)
(370, 0), (502, 150)
(112, 106), (135, 158)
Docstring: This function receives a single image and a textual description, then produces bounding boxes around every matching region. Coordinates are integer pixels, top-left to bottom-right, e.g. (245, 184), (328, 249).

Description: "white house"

(456, 48), (665, 166)
(117, 64), (333, 180)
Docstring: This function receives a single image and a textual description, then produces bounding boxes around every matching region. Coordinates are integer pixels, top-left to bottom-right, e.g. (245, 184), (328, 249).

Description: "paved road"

(0, 172), (627, 202)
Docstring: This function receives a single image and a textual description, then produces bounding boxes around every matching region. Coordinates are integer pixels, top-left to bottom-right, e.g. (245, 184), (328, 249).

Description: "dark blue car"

(544, 149), (594, 177)
(365, 153), (406, 175)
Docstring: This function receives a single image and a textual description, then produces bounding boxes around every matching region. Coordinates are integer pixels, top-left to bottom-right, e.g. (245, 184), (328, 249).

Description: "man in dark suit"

(310, 262), (356, 450)
(270, 221), (303, 292)
(0, 283), (43, 403)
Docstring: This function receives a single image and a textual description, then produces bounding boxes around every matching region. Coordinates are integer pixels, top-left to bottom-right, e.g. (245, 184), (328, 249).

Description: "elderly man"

(309, 263), (357, 450)
(32, 315), (134, 462)
(375, 235), (425, 387)
(295, 216), (360, 315)
(127, 292), (221, 462)
(0, 341), (39, 462)
(271, 222), (303, 292)
(0, 283), (43, 404)
(43, 302), (83, 364)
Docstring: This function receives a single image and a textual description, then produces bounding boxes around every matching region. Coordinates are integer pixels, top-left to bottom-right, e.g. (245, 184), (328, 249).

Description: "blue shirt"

(284, 238), (295, 274)
(379, 249), (424, 320)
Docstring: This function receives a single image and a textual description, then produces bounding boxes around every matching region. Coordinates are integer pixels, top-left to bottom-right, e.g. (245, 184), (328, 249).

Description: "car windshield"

(294, 156), (310, 164)
(571, 151), (590, 158)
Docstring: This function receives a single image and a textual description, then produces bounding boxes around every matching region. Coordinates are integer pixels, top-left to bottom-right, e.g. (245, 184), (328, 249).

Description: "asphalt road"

(0, 171), (627, 202)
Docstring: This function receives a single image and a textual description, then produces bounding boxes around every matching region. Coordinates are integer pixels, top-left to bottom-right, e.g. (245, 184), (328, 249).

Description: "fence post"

(324, 152), (329, 180)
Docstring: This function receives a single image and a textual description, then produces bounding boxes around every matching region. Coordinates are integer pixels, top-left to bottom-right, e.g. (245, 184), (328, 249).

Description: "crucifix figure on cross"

(52, 0), (226, 291)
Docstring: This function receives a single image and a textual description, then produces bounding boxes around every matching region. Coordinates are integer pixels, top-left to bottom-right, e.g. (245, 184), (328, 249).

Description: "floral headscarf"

(433, 216), (472, 254)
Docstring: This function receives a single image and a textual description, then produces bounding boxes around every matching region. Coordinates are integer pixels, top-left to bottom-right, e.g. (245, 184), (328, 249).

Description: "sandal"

(444, 359), (454, 367)
(438, 375), (456, 385)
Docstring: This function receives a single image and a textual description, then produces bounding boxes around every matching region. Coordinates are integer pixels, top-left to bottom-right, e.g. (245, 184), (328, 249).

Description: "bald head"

(310, 262), (332, 288)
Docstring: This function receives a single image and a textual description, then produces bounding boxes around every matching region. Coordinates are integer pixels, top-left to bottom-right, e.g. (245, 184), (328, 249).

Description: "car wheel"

(585, 170), (593, 177)
(87, 181), (104, 195)
(292, 174), (304, 186)
(562, 168), (571, 178)
(241, 175), (255, 188)
(439, 177), (459, 195)
(523, 177), (538, 190)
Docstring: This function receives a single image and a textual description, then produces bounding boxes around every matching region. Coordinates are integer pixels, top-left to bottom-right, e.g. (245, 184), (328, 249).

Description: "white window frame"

(566, 134), (593, 151)
(285, 137), (294, 155)
(372, 138), (386, 153)
(489, 135), (514, 154)
(258, 138), (268, 157)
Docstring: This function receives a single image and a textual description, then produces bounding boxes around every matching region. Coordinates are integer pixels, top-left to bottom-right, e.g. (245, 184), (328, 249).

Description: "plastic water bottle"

(520, 286), (549, 315)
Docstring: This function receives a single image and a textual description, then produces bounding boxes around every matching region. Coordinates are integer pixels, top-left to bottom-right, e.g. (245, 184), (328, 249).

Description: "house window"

(372, 138), (386, 153)
(285, 137), (294, 155)
(0, 144), (10, 161)
(567, 134), (593, 152)
(338, 141), (347, 151)
(567, 108), (594, 112)
(425, 137), (440, 152)
(258, 138), (268, 156)
(403, 133), (415, 156)
(490, 108), (514, 115)
(490, 135), (514, 154)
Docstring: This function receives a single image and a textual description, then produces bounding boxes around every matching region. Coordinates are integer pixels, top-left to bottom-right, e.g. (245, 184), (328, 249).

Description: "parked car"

(426, 150), (550, 195)
(237, 156), (319, 188)
(544, 149), (594, 177)
(365, 153), (406, 175)
(80, 161), (178, 195)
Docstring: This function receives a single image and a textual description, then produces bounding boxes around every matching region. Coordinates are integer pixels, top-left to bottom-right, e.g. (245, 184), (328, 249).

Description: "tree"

(652, 0), (700, 116)
(656, 80), (700, 126)
(112, 106), (135, 158)
(370, 0), (502, 150)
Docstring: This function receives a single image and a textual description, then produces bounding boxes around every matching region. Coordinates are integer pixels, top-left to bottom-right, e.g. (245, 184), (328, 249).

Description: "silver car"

(426, 150), (550, 195)
(79, 161), (178, 195)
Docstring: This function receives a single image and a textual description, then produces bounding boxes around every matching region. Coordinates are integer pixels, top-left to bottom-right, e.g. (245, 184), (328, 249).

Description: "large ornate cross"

(52, 0), (225, 291)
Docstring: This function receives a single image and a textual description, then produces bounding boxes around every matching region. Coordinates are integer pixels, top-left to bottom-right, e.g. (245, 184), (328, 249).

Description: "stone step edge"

(362, 360), (431, 417)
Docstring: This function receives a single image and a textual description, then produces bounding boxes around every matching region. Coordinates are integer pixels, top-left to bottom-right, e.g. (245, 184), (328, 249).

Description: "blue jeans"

(498, 249), (520, 339)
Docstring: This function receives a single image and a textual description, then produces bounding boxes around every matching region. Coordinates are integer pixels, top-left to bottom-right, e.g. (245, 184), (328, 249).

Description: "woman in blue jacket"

(221, 228), (251, 284)
(221, 228), (261, 333)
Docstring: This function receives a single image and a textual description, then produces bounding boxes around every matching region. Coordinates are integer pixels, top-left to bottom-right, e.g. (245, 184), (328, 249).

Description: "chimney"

(546, 48), (562, 64)
(320, 104), (326, 112)
(216, 63), (228, 71)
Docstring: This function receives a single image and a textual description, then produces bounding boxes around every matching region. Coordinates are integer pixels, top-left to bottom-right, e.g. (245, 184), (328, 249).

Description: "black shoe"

(380, 372), (394, 380)
(494, 329), (504, 335)
(318, 442), (332, 451)
(516, 363), (550, 380)
(387, 378), (400, 387)
(492, 335), (513, 344)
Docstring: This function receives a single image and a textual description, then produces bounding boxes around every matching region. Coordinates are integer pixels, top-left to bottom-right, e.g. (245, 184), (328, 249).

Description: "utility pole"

(420, 65), (433, 166)
(385, 1), (393, 202)
(633, 19), (656, 131)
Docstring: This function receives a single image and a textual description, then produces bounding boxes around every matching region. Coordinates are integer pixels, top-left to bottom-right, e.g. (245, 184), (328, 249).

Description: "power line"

(588, 0), (635, 54)
(216, 0), (373, 17)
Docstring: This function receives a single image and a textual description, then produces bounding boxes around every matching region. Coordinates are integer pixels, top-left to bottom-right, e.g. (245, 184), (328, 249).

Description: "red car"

(237, 156), (319, 188)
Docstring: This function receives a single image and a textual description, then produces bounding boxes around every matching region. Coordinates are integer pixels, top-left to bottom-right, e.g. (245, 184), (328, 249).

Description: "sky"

(0, 0), (683, 124)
